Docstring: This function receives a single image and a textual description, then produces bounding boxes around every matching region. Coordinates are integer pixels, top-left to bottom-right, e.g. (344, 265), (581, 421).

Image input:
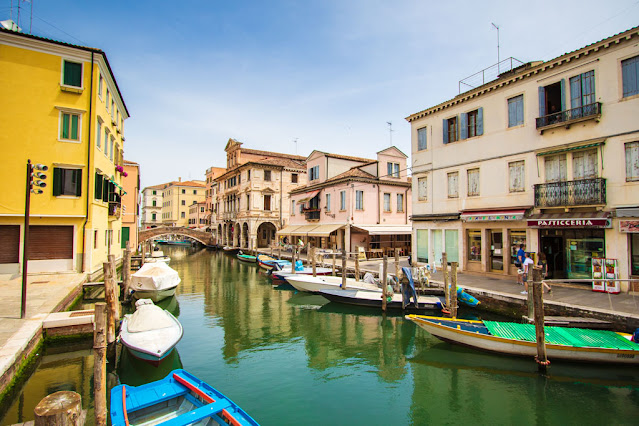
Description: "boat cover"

(131, 262), (180, 291)
(127, 300), (176, 332)
(401, 267), (419, 307)
(484, 321), (639, 350)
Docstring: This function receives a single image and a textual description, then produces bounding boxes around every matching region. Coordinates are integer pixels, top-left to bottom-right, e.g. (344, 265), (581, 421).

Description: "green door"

(121, 227), (130, 249)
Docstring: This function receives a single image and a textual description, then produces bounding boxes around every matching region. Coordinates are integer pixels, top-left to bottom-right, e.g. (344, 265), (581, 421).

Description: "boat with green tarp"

(406, 315), (639, 364)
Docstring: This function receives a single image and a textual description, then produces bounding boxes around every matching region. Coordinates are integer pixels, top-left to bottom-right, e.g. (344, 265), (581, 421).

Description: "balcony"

(534, 178), (606, 208)
(108, 201), (121, 218)
(304, 208), (321, 221)
(536, 102), (602, 132)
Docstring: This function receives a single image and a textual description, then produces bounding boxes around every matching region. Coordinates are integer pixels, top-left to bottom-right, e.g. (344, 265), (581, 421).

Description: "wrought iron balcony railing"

(534, 178), (606, 207)
(108, 201), (121, 217)
(304, 208), (321, 221)
(536, 102), (602, 130)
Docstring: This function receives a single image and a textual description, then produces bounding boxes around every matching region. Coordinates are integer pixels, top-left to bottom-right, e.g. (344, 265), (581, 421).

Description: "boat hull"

(271, 268), (333, 281)
(237, 254), (257, 263)
(286, 275), (380, 293)
(320, 289), (442, 311)
(407, 315), (639, 365)
(131, 287), (177, 302)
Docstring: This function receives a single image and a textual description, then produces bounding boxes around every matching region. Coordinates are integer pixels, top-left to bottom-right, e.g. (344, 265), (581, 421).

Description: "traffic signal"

(29, 162), (48, 194)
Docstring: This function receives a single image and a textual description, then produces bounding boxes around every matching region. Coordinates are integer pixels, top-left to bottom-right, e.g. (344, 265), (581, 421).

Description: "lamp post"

(21, 159), (47, 318)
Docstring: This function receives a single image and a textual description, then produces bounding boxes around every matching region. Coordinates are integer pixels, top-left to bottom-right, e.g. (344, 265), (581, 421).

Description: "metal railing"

(536, 102), (601, 129)
(304, 208), (320, 221)
(459, 57), (525, 94)
(534, 178), (606, 207)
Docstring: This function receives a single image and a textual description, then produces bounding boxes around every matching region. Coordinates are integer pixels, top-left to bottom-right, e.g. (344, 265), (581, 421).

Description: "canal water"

(2, 246), (639, 425)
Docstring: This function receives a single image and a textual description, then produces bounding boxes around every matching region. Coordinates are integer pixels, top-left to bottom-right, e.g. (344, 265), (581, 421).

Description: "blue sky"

(3, 0), (639, 189)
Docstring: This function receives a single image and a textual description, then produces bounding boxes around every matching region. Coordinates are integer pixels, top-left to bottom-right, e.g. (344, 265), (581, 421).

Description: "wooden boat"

(130, 262), (180, 302)
(166, 240), (193, 246)
(110, 369), (259, 425)
(271, 263), (333, 281)
(257, 254), (289, 271)
(406, 315), (639, 365)
(237, 251), (257, 263)
(119, 299), (183, 366)
(320, 288), (443, 311)
(144, 249), (171, 264)
(223, 246), (240, 254)
(285, 274), (381, 293)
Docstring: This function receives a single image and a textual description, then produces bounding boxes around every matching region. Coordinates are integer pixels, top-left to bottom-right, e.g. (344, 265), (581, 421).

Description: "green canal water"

(2, 246), (639, 425)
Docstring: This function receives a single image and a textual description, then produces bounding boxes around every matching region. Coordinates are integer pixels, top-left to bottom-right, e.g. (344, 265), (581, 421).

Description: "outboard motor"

(633, 328), (639, 343)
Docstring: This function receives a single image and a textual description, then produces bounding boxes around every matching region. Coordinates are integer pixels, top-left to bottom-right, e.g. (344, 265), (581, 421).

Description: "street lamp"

(21, 159), (47, 318)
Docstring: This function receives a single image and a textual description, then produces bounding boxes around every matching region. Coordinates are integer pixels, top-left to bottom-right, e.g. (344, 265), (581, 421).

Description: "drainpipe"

(377, 183), (380, 224)
(280, 168), (283, 228)
(81, 52), (95, 273)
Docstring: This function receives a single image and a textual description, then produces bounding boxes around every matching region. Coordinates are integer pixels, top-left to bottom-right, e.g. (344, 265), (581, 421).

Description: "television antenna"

(293, 138), (298, 155)
(492, 23), (500, 74)
(386, 122), (393, 147)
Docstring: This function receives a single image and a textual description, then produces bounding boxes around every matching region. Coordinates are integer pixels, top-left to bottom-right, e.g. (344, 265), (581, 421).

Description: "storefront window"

(434, 230), (443, 265)
(445, 230), (459, 263)
(416, 230), (428, 263)
(468, 230), (481, 262)
(510, 231), (526, 265)
(632, 234), (639, 276)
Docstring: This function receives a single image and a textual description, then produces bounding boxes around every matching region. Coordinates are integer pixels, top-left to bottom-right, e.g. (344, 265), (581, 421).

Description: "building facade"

(407, 27), (639, 290)
(140, 185), (163, 229)
(204, 166), (226, 241)
(189, 201), (207, 229)
(283, 147), (412, 256)
(121, 160), (140, 251)
(0, 26), (129, 277)
(214, 139), (307, 249)
(160, 179), (206, 227)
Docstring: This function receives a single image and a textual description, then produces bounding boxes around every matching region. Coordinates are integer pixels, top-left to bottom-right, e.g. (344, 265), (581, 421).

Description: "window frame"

(61, 59), (83, 89)
(508, 160), (525, 193)
(467, 168), (480, 197)
(53, 167), (82, 197)
(264, 170), (272, 181)
(625, 141), (639, 181)
(309, 165), (320, 181)
(507, 94), (524, 127)
(58, 109), (82, 143)
(397, 193), (404, 212)
(417, 127), (427, 151)
(447, 171), (459, 198)
(417, 176), (428, 201)
(383, 193), (391, 212)
(325, 193), (331, 212)
(340, 191), (346, 211)
(355, 190), (364, 210)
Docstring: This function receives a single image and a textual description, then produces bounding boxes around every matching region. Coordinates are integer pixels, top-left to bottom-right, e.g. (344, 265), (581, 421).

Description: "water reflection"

(117, 347), (183, 387)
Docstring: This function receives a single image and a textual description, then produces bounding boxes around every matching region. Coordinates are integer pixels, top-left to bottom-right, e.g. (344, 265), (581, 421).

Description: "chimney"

(179, 177), (182, 182)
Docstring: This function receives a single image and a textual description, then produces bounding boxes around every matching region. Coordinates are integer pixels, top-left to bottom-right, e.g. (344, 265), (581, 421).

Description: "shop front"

(527, 212), (611, 280)
(617, 207), (639, 290)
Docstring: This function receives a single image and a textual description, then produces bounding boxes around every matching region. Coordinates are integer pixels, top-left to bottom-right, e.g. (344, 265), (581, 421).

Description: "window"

(152, 190), (156, 195)
(292, 173), (298, 183)
(60, 112), (80, 141)
(309, 165), (319, 181)
(98, 73), (103, 98)
(340, 191), (346, 210)
(152, 200), (157, 207)
(53, 168), (82, 196)
(96, 119), (102, 149)
(544, 154), (567, 182)
(631, 233), (639, 275)
(418, 177), (428, 201)
(466, 110), (479, 138)
(397, 193), (404, 212)
(326, 193), (331, 211)
(264, 170), (271, 181)
(622, 55), (639, 98)
(416, 230), (428, 263)
(355, 191), (363, 210)
(447, 172), (458, 198)
(248, 170), (251, 179)
(387, 162), (400, 178)
(467, 168), (480, 196)
(508, 161), (525, 192)
(182, 189), (186, 194)
(181, 212), (185, 218)
(181, 200), (186, 206)
(383, 193), (391, 212)
(111, 99), (115, 117)
(572, 149), (598, 179)
(201, 207), (204, 212)
(106, 89), (110, 108)
(508, 95), (524, 127)
(109, 137), (114, 161)
(193, 190), (197, 194)
(264, 194), (272, 211)
(417, 127), (427, 150)
(626, 142), (639, 181)
(104, 128), (109, 156)
(468, 229), (481, 262)
(443, 117), (458, 144)
(291, 200), (296, 215)
(246, 194), (250, 210)
(539, 80), (564, 119)
(94, 230), (98, 249)
(62, 60), (82, 87)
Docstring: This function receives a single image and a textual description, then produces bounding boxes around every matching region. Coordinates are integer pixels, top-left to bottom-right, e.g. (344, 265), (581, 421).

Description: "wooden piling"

(354, 256), (360, 281)
(34, 391), (84, 426)
(122, 241), (131, 301)
(532, 266), (549, 372)
(332, 253), (336, 276)
(102, 260), (116, 346)
(141, 242), (146, 265)
(395, 249), (400, 290)
(93, 302), (107, 426)
(341, 249), (347, 289)
(291, 246), (296, 275)
(450, 261), (458, 318)
(527, 269), (534, 320)
(382, 256), (388, 312)
(311, 245), (317, 277)
(278, 247), (281, 260)
(442, 252), (449, 309)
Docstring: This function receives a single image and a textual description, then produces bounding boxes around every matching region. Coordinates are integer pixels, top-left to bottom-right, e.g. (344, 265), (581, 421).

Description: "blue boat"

(111, 369), (260, 426)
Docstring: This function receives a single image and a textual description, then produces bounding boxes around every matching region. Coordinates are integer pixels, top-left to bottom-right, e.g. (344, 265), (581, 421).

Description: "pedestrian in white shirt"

(521, 252), (534, 295)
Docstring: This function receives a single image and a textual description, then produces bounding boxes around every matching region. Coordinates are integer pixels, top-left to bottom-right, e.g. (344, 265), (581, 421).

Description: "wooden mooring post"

(103, 259), (117, 347)
(532, 266), (549, 373)
(311, 245), (317, 277)
(442, 252), (449, 309)
(354, 256), (360, 281)
(332, 253), (336, 276)
(141, 242), (146, 265)
(381, 256), (388, 312)
(34, 391), (84, 426)
(122, 241), (132, 301)
(93, 302), (107, 425)
(450, 261), (458, 318)
(341, 249), (347, 289)
(395, 249), (400, 290)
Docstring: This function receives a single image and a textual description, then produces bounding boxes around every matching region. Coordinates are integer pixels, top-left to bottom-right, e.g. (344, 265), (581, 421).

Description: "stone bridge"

(139, 226), (214, 246)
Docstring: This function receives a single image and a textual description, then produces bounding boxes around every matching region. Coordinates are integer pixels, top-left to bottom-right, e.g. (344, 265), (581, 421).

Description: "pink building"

(281, 147), (412, 257)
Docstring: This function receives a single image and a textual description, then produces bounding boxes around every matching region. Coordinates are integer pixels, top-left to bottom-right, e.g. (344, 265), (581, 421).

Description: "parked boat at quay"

(321, 289), (443, 311)
(119, 299), (183, 366)
(406, 315), (639, 364)
(110, 369), (259, 425)
(285, 274), (381, 293)
(129, 262), (181, 302)
(237, 251), (257, 263)
(257, 254), (290, 271)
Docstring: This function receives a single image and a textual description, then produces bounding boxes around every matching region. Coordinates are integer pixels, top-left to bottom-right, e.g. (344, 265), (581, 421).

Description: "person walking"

(538, 252), (552, 293)
(516, 244), (525, 284)
(521, 252), (534, 295)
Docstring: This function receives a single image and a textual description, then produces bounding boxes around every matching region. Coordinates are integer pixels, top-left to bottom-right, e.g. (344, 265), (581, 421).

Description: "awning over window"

(527, 211), (611, 228)
(351, 225), (412, 235)
(295, 190), (320, 204)
(461, 209), (527, 222)
(306, 224), (344, 237)
(535, 140), (605, 156)
(616, 207), (639, 218)
(276, 225), (305, 235)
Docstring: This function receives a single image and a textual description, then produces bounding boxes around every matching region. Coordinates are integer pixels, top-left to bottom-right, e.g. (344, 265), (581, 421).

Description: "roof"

(123, 160), (139, 166)
(405, 25), (639, 122)
(309, 150), (374, 163)
(169, 180), (206, 187)
(325, 168), (376, 182)
(0, 27), (131, 118)
(241, 148), (306, 161)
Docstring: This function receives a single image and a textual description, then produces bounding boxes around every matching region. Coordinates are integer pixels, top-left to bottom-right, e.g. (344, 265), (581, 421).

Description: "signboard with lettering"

(527, 218), (611, 228)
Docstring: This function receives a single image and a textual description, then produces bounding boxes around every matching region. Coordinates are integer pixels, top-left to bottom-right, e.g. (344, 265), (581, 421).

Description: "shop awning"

(295, 190), (320, 204)
(276, 225), (305, 235)
(527, 211), (611, 228)
(306, 224), (344, 237)
(351, 225), (412, 235)
(616, 207), (639, 218)
(535, 140), (605, 156)
(461, 209), (527, 222)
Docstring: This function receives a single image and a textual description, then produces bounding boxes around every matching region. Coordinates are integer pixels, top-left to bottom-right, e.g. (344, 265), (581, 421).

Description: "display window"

(510, 231), (526, 265)
(630, 234), (639, 276)
(467, 230), (481, 262)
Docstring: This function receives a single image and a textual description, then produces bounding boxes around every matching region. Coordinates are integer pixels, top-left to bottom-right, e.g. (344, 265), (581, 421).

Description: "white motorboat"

(130, 262), (180, 302)
(285, 274), (381, 293)
(119, 299), (183, 366)
(145, 250), (171, 264)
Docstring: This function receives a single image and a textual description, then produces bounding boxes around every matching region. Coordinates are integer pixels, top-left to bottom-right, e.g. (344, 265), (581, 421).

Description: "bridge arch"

(139, 226), (214, 246)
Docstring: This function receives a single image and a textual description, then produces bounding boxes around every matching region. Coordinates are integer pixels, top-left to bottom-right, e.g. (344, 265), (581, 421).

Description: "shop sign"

(463, 213), (523, 222)
(527, 218), (611, 228)
(619, 220), (639, 233)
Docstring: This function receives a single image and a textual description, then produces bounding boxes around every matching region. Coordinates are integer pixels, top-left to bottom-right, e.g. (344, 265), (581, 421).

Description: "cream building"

(214, 139), (307, 249)
(160, 179), (206, 227)
(140, 184), (163, 229)
(407, 27), (639, 291)
(205, 166), (226, 241)
(189, 201), (207, 229)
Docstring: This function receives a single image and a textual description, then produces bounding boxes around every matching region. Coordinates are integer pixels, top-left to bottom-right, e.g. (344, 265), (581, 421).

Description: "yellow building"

(160, 179), (206, 227)
(0, 26), (130, 279)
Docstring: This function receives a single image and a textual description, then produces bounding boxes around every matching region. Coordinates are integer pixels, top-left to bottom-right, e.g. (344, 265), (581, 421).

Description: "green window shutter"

(95, 172), (101, 199)
(74, 170), (82, 197)
(102, 177), (109, 202)
(62, 114), (69, 139)
(71, 115), (79, 140)
(63, 61), (82, 87)
(53, 168), (62, 196)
